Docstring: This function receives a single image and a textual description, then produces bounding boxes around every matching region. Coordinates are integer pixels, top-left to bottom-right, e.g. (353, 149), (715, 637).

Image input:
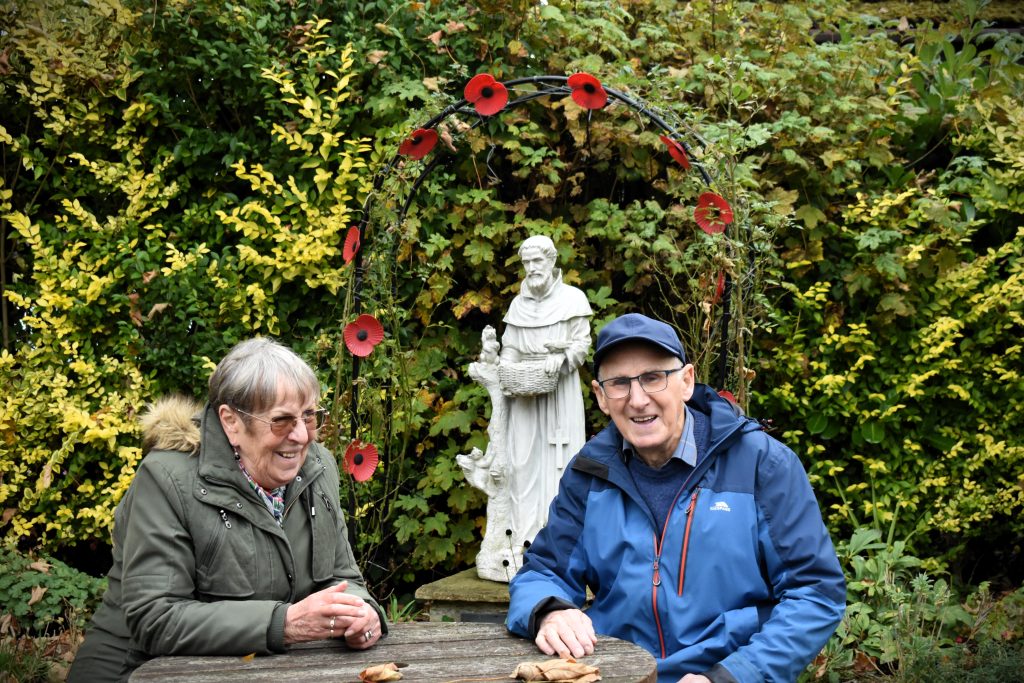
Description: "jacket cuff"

(701, 663), (739, 683)
(527, 596), (578, 638)
(267, 603), (289, 652)
(371, 601), (390, 636)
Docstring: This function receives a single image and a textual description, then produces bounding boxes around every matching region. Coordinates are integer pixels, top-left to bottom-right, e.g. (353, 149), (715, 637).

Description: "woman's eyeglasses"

(233, 407), (328, 436)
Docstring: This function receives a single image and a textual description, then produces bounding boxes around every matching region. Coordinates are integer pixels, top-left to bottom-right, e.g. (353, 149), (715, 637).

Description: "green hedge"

(1, 0), (1021, 596)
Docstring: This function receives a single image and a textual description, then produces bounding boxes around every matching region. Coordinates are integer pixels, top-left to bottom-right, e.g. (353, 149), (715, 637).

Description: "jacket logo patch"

(709, 501), (731, 512)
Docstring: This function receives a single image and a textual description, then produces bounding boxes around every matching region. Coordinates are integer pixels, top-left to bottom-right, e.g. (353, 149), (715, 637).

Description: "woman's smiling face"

(220, 381), (317, 490)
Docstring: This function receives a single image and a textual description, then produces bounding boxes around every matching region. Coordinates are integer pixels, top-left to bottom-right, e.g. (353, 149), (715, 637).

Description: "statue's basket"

(499, 361), (559, 397)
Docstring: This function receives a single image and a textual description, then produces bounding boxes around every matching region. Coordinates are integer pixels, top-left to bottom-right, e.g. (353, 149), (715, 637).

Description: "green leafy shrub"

(812, 528), (1023, 682)
(2, 0), (1022, 607)
(0, 547), (106, 635)
(752, 7), (1024, 561)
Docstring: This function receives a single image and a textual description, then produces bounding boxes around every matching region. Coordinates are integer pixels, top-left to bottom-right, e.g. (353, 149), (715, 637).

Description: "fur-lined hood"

(140, 395), (203, 454)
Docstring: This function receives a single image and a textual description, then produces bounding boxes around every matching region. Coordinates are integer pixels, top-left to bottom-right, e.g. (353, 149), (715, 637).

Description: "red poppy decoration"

(464, 73), (508, 117)
(567, 72), (607, 110)
(712, 271), (726, 305)
(694, 192), (734, 235)
(398, 128), (438, 160)
(343, 226), (361, 264)
(344, 441), (379, 482)
(660, 135), (692, 170)
(718, 389), (738, 406)
(343, 314), (384, 357)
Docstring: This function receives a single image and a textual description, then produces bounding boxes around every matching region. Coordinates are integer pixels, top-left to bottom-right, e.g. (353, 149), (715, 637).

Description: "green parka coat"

(68, 397), (386, 682)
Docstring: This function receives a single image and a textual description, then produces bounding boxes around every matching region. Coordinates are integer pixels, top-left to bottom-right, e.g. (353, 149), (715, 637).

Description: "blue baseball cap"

(592, 313), (687, 376)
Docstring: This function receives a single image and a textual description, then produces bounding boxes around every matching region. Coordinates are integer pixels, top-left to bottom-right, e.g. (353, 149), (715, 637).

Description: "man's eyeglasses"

(597, 368), (685, 399)
(233, 407), (328, 436)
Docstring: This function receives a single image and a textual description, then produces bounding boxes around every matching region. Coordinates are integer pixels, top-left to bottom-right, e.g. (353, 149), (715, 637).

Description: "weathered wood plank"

(130, 622), (657, 683)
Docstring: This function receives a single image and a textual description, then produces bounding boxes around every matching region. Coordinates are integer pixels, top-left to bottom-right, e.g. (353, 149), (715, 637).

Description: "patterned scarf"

(237, 460), (287, 526)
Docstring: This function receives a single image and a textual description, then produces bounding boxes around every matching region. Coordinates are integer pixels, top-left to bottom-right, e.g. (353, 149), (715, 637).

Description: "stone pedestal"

(414, 567), (510, 624)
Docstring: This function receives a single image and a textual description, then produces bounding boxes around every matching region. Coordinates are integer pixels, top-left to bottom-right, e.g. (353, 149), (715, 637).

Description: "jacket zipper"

(650, 532), (667, 660)
(650, 483), (689, 660)
(677, 490), (700, 596)
(650, 485), (704, 658)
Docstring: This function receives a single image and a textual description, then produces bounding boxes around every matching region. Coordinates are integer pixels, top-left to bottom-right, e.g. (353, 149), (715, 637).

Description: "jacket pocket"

(195, 509), (258, 598)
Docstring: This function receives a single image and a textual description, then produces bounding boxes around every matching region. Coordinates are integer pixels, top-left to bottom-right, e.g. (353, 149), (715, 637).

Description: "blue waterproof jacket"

(507, 385), (846, 683)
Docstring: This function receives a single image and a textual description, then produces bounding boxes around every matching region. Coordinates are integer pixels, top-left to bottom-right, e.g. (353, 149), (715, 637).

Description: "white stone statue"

(458, 235), (592, 582)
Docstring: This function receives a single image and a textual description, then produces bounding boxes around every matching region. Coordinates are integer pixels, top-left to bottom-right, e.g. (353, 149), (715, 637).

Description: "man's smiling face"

(592, 341), (694, 468)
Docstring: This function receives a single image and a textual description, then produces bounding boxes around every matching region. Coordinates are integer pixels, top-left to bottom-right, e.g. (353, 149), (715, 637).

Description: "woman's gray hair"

(208, 338), (320, 414)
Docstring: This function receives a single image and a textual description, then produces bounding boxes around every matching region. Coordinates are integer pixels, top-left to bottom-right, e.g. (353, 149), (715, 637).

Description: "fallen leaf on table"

(360, 662), (403, 682)
(510, 658), (601, 682)
(239, 653), (256, 661)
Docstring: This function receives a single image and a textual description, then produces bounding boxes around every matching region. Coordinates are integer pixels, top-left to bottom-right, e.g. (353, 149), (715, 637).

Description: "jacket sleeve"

(120, 458), (282, 657)
(507, 464), (591, 638)
(322, 454), (389, 636)
(716, 436), (846, 683)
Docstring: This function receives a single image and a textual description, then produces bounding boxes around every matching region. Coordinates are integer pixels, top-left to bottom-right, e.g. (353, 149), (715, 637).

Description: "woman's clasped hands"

(284, 580), (382, 648)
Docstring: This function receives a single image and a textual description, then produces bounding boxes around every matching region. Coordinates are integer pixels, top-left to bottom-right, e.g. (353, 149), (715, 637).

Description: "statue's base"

(414, 567), (510, 623)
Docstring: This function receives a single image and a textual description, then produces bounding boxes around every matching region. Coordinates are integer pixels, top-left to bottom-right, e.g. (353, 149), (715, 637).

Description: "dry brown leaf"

(437, 123), (456, 153)
(147, 303), (171, 320)
(29, 560), (51, 573)
(28, 585), (47, 607)
(2, 508), (15, 524)
(368, 50), (389, 65)
(239, 653), (256, 661)
(0, 613), (14, 636)
(510, 658), (600, 682)
(426, 29), (443, 46)
(360, 662), (402, 682)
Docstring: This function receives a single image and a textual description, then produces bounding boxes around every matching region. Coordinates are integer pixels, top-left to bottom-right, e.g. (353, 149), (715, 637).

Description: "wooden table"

(130, 621), (657, 682)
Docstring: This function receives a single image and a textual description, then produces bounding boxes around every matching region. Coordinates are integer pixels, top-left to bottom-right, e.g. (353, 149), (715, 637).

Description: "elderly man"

(499, 235), (592, 550)
(506, 314), (845, 683)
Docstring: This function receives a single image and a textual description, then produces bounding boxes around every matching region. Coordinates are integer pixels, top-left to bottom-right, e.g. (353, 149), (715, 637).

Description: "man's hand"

(677, 676), (711, 683)
(535, 609), (596, 659)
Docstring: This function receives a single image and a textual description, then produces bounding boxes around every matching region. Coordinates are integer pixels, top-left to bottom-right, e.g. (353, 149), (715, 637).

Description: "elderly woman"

(68, 338), (385, 682)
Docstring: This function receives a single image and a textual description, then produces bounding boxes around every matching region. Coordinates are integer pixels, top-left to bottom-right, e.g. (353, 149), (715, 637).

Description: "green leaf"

(861, 422), (886, 445)
(794, 204), (826, 230)
(807, 413), (829, 434)
(540, 5), (566, 22)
